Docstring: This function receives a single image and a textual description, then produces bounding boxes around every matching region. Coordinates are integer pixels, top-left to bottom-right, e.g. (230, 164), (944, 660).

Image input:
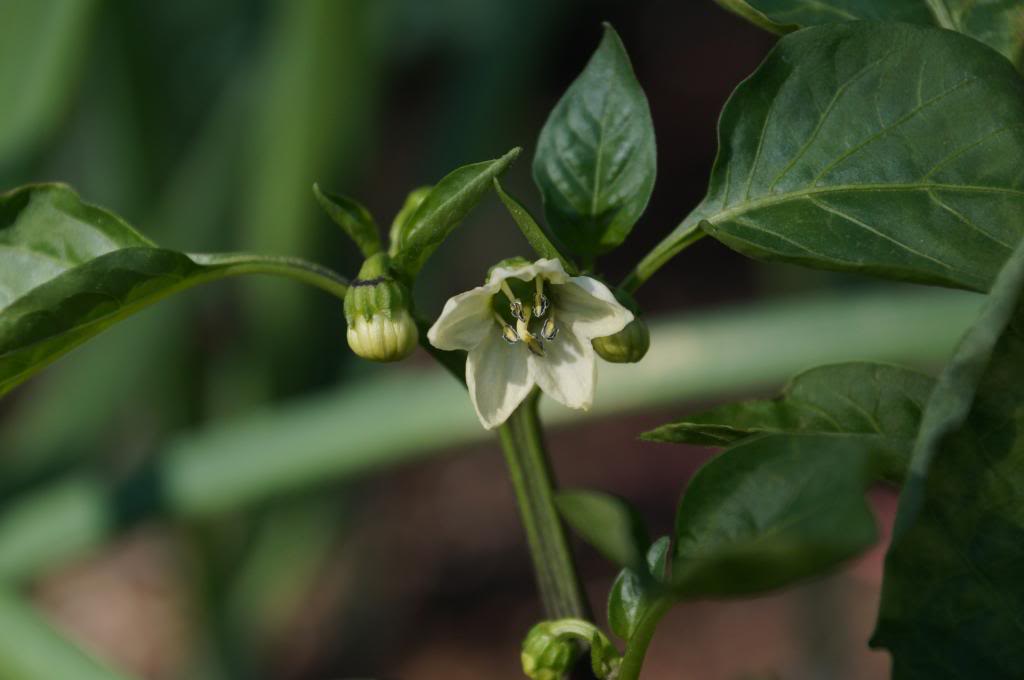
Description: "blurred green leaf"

(493, 178), (577, 273)
(313, 183), (381, 258)
(0, 0), (98, 171)
(672, 433), (877, 598)
(607, 537), (670, 641)
(716, 0), (1024, 69)
(532, 24), (655, 257)
(643, 362), (932, 482)
(555, 489), (649, 570)
(390, 147), (521, 279)
(0, 184), (347, 397)
(0, 589), (135, 680)
(678, 23), (1024, 292)
(873, 239), (1024, 677)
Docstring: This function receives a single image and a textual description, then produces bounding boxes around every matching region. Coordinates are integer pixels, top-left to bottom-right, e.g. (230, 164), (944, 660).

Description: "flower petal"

(529, 328), (596, 411)
(427, 284), (497, 351)
(466, 331), (534, 429)
(487, 258), (569, 287)
(554, 277), (633, 339)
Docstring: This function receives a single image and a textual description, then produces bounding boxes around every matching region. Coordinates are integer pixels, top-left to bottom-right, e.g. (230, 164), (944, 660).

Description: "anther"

(533, 279), (549, 317)
(510, 298), (526, 322)
(495, 313), (519, 344)
(540, 317), (558, 341)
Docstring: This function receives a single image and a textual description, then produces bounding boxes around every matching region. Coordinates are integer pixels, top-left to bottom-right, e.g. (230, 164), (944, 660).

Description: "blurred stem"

(621, 223), (705, 294)
(498, 391), (589, 620)
(616, 598), (672, 680)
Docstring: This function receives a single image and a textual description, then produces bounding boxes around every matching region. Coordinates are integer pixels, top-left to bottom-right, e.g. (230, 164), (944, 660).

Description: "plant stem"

(616, 598), (673, 680)
(620, 223), (705, 293)
(498, 391), (590, 620)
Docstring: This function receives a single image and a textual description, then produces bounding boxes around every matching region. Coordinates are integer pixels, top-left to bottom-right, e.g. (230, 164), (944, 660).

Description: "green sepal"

(388, 185), (431, 257)
(390, 147), (521, 280)
(343, 253), (410, 323)
(312, 183), (381, 258)
(492, 178), (578, 275)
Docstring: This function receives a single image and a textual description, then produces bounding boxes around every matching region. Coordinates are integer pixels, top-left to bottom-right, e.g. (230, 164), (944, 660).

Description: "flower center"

(495, 278), (559, 357)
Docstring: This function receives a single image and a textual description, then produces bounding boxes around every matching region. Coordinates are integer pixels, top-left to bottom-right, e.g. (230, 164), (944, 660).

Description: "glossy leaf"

(873, 239), (1024, 677)
(0, 184), (348, 397)
(679, 23), (1024, 292)
(643, 362), (931, 481)
(532, 24), (656, 257)
(555, 489), (649, 570)
(717, 0), (1024, 69)
(493, 178), (577, 274)
(390, 148), (520, 278)
(607, 537), (670, 641)
(312, 183), (381, 257)
(673, 434), (877, 598)
(388, 186), (430, 256)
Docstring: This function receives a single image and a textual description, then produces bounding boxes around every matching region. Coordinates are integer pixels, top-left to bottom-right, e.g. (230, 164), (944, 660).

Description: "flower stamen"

(495, 313), (519, 344)
(533, 278), (549, 318)
(540, 315), (558, 341)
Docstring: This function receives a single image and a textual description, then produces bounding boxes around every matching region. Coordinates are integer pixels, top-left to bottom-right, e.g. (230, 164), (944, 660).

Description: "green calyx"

(521, 619), (622, 680)
(343, 253), (417, 362)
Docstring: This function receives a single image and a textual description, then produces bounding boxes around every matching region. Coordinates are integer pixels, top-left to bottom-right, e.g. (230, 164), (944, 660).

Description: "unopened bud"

(344, 253), (417, 362)
(521, 622), (576, 680)
(593, 317), (650, 363)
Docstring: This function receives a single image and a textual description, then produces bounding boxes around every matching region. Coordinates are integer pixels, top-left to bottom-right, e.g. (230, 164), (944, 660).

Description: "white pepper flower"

(427, 258), (633, 429)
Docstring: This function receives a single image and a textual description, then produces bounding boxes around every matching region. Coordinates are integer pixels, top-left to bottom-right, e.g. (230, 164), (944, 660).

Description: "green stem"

(620, 223), (705, 294)
(497, 392), (589, 620)
(616, 598), (673, 680)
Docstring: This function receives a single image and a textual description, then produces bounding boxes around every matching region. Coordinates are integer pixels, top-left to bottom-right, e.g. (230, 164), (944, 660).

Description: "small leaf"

(532, 23), (656, 257)
(555, 488), (649, 570)
(492, 178), (577, 274)
(607, 537), (672, 641)
(680, 23), (1024, 292)
(643, 362), (932, 482)
(718, 0), (1024, 69)
(312, 183), (380, 257)
(390, 148), (521, 278)
(0, 184), (348, 397)
(872, 238), (1024, 677)
(673, 433), (878, 598)
(388, 186), (430, 256)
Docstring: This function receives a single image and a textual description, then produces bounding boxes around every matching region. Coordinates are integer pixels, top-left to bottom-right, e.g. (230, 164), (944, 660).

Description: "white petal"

(529, 328), (596, 411)
(466, 331), (534, 429)
(427, 285), (498, 351)
(554, 277), (634, 340)
(486, 258), (569, 287)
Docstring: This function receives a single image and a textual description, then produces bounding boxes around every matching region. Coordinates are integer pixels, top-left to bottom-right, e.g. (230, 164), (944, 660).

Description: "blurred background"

(0, 1), (983, 678)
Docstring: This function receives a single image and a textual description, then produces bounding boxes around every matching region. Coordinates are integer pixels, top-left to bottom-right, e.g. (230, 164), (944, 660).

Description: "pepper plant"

(2, 2), (1024, 678)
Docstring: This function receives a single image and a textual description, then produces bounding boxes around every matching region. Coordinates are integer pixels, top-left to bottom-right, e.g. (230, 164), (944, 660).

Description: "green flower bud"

(521, 622), (577, 680)
(344, 253), (417, 362)
(593, 316), (650, 363)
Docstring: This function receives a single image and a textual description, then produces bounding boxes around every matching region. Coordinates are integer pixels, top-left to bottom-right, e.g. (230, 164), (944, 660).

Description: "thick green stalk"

(616, 598), (673, 680)
(497, 392), (589, 620)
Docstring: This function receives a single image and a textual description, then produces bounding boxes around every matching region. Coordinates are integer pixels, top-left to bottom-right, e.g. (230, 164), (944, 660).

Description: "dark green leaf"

(873, 239), (1024, 678)
(681, 23), (1024, 292)
(390, 148), (520, 278)
(643, 362), (932, 482)
(0, 184), (348, 397)
(673, 434), (877, 598)
(555, 489), (649, 570)
(717, 0), (1024, 69)
(532, 24), (656, 257)
(607, 537), (671, 641)
(492, 178), (577, 274)
(312, 183), (381, 257)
